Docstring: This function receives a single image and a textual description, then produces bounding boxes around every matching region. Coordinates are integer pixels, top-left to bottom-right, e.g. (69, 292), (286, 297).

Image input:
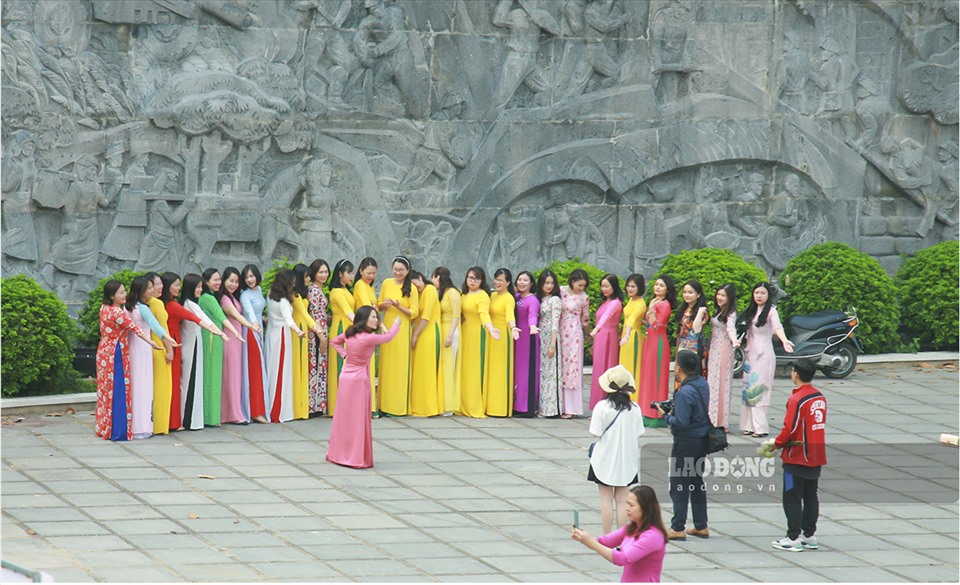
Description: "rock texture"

(2, 0), (957, 303)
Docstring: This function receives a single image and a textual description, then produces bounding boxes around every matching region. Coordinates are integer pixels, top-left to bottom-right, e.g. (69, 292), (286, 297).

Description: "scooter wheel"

(732, 347), (745, 379)
(822, 342), (857, 379)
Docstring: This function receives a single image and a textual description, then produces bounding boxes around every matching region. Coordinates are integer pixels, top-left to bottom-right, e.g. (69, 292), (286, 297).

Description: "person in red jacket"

(771, 359), (826, 552)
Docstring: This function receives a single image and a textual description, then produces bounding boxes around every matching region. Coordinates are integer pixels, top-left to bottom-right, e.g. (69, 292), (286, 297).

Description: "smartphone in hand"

(573, 510), (579, 529)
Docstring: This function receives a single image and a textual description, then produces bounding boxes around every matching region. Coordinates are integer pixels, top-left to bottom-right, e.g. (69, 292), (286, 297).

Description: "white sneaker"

(800, 535), (818, 550)
(771, 537), (803, 552)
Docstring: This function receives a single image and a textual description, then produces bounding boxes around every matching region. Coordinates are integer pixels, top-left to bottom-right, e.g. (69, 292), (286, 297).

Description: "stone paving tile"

(4, 506), (89, 523)
(92, 565), (183, 582)
(43, 535), (135, 551)
(2, 363), (958, 583)
(325, 558), (420, 577)
(19, 520), (110, 537)
(70, 549), (157, 567)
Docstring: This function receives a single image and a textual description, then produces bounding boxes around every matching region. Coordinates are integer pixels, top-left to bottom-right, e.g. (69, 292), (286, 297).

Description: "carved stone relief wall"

(1, 0), (956, 306)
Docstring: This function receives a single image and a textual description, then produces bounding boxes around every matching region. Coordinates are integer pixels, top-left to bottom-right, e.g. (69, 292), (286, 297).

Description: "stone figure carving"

(556, 0), (626, 100)
(296, 157), (335, 262)
(650, 0), (694, 103)
(776, 32), (812, 114)
(135, 175), (194, 274)
(897, 2), (959, 125)
(102, 142), (148, 262)
(876, 136), (936, 237)
(543, 190), (577, 261)
(354, 0), (427, 118)
(935, 140), (959, 234)
(570, 205), (606, 265)
(813, 37), (858, 117)
(294, 0), (357, 108)
(492, 0), (559, 110)
(42, 154), (111, 287)
(691, 177), (739, 250)
(401, 93), (475, 189)
(729, 172), (766, 257)
(395, 218), (456, 271)
(759, 174), (825, 271)
(848, 76), (892, 152)
(1, 129), (39, 262)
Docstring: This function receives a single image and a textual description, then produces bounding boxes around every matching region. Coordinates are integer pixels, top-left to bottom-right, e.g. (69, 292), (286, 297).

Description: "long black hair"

(221, 266), (242, 304)
(714, 283), (737, 324)
(345, 305), (378, 338)
(536, 269), (561, 301)
(269, 268), (296, 302)
(201, 268), (220, 297)
(600, 273), (624, 302)
(493, 267), (515, 296)
(656, 275), (678, 311)
(126, 276), (150, 311)
(462, 266), (490, 294)
(742, 281), (774, 328)
(392, 255), (413, 297)
(329, 259), (354, 290)
(180, 273), (203, 304)
(675, 279), (707, 326)
(625, 273), (646, 298)
(160, 272), (181, 303)
(240, 264), (262, 291)
(432, 266), (456, 301)
(292, 263), (310, 298)
(568, 268), (590, 288)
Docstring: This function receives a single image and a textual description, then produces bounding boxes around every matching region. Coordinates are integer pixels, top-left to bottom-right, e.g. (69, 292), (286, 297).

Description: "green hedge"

(261, 257), (297, 299)
(77, 269), (145, 347)
(1, 275), (84, 397)
(896, 240), (959, 351)
(652, 248), (768, 341)
(780, 242), (898, 354)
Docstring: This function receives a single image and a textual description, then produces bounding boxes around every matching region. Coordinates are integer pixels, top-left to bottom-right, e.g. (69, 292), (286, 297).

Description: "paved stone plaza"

(2, 361), (958, 583)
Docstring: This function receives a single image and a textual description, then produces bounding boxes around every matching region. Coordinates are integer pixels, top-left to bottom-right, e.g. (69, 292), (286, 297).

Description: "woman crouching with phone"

(572, 484), (667, 582)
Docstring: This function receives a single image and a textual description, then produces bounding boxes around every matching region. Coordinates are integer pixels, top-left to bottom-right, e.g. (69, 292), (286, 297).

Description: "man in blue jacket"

(657, 349), (711, 540)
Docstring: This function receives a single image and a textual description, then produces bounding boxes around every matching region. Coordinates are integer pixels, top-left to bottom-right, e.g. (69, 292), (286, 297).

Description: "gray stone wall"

(2, 0), (957, 304)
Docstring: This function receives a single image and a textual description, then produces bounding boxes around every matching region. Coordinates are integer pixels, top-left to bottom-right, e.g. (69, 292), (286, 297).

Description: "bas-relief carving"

(1, 0), (957, 305)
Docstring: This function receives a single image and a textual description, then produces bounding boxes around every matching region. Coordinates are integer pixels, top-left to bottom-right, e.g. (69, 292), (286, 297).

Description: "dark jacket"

(666, 374), (710, 439)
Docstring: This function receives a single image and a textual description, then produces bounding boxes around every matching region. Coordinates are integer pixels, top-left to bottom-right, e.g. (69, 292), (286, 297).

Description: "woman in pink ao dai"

(327, 306), (401, 469)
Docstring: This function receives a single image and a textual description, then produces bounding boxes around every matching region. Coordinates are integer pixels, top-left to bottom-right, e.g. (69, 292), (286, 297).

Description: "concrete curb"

(3, 352), (956, 415)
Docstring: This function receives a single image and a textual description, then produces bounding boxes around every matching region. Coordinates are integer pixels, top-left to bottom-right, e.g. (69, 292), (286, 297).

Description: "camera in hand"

(650, 399), (674, 415)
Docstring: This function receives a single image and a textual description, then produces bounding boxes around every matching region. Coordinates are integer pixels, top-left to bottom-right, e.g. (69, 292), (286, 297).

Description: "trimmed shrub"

(896, 240), (959, 351)
(780, 242), (898, 354)
(77, 269), (145, 347)
(1, 275), (81, 397)
(652, 248), (768, 341)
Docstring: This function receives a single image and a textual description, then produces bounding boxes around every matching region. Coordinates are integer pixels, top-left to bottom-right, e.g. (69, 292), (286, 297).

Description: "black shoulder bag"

(588, 408), (623, 458)
(694, 386), (728, 454)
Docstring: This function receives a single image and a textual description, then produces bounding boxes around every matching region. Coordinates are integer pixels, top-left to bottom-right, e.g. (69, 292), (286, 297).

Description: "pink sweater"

(597, 525), (666, 583)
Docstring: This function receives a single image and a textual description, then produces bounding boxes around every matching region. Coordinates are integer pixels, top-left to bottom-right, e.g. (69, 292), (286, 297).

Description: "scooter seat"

(787, 310), (847, 332)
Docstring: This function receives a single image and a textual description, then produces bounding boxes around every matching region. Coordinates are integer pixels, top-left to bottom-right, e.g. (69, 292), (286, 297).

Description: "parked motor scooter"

(733, 307), (862, 379)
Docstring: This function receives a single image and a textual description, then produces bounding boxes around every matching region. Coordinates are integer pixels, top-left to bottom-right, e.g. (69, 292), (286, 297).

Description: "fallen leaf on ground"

(66, 408), (75, 414)
(45, 412), (62, 417)
(918, 362), (932, 368)
(188, 513), (199, 519)
(197, 475), (216, 480)
(26, 529), (37, 536)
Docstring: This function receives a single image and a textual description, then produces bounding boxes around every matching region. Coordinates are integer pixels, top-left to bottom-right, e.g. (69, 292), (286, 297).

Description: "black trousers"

(782, 469), (819, 540)
(669, 437), (708, 532)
